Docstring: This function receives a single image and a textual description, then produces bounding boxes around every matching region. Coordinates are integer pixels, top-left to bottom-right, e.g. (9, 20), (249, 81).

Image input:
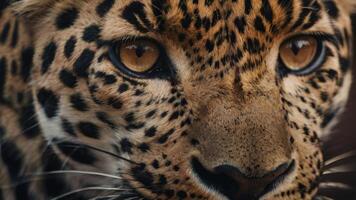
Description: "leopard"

(0, 0), (355, 199)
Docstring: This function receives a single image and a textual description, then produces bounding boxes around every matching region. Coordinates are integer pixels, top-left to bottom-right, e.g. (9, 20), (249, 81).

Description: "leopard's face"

(11, 0), (355, 199)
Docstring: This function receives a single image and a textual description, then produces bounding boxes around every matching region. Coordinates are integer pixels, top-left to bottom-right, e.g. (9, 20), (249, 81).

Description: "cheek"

(280, 58), (346, 139)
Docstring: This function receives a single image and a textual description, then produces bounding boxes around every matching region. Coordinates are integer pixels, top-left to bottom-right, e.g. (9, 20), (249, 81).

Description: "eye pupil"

(135, 45), (145, 57)
(290, 42), (301, 55)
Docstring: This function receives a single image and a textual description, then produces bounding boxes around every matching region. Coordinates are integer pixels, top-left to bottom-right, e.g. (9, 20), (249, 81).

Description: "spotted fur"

(0, 0), (355, 199)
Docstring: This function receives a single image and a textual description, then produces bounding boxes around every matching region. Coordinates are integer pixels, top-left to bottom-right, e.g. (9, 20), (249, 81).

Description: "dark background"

(319, 15), (356, 199)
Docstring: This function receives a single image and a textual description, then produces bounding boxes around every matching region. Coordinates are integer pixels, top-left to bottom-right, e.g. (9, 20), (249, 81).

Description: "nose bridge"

(190, 80), (292, 177)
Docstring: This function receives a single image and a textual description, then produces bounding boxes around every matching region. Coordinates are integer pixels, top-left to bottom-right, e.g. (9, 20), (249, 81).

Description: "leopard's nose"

(192, 158), (295, 200)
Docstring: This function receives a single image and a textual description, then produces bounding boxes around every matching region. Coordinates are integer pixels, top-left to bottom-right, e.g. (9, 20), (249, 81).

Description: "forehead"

(76, 0), (339, 79)
(105, 0), (337, 35)
(49, 0), (344, 81)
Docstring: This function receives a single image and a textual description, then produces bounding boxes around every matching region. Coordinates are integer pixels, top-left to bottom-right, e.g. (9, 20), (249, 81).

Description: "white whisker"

(28, 170), (123, 180)
(89, 194), (120, 200)
(319, 182), (353, 190)
(50, 187), (129, 200)
(323, 165), (355, 174)
(314, 195), (334, 200)
(324, 150), (356, 166)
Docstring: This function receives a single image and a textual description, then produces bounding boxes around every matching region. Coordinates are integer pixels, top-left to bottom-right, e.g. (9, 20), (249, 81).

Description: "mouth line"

(259, 160), (296, 198)
(191, 158), (296, 200)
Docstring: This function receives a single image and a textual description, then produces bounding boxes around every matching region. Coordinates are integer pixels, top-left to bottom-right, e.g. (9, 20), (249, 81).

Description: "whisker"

(51, 140), (140, 165)
(322, 165), (355, 174)
(319, 182), (353, 190)
(0, 170), (127, 190)
(314, 195), (334, 200)
(89, 194), (121, 200)
(28, 170), (124, 180)
(50, 187), (131, 200)
(324, 150), (356, 166)
(323, 166), (356, 175)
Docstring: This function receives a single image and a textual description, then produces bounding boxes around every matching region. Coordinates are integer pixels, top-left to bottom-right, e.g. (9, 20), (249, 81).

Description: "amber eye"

(279, 36), (325, 75)
(109, 38), (174, 79)
(119, 40), (159, 73)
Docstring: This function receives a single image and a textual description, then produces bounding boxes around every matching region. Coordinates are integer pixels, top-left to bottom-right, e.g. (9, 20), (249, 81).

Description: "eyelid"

(300, 32), (339, 47)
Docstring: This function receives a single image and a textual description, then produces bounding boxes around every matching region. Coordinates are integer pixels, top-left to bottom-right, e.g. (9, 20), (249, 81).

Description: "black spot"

(64, 36), (77, 59)
(96, 112), (116, 129)
(118, 83), (129, 93)
(19, 103), (41, 138)
(320, 92), (329, 102)
(151, 0), (167, 31)
(61, 118), (76, 136)
(323, 0), (339, 19)
(181, 14), (192, 29)
(0, 126), (5, 138)
(82, 24), (101, 42)
(164, 190), (175, 198)
(244, 0), (252, 14)
(78, 122), (100, 139)
(41, 41), (57, 74)
(96, 0), (115, 17)
(177, 190), (187, 199)
(339, 56), (350, 72)
(70, 93), (89, 111)
(1, 141), (32, 199)
(254, 16), (265, 33)
(191, 139), (200, 146)
(42, 146), (70, 198)
(56, 141), (97, 165)
(120, 138), (133, 153)
(11, 60), (17, 75)
(169, 111), (180, 121)
(59, 69), (77, 88)
(158, 174), (168, 185)
(11, 19), (19, 48)
(244, 38), (263, 54)
(74, 49), (95, 77)
(55, 7), (79, 30)
(0, 22), (10, 44)
(122, 1), (153, 33)
(205, 39), (214, 52)
(105, 74), (117, 84)
(131, 164), (154, 187)
(158, 129), (175, 144)
(234, 16), (246, 33)
(20, 47), (34, 82)
(0, 57), (6, 101)
(107, 97), (123, 109)
(261, 0), (273, 22)
(36, 88), (59, 118)
(1, 141), (23, 180)
(138, 143), (150, 152)
(151, 160), (159, 169)
(145, 127), (157, 137)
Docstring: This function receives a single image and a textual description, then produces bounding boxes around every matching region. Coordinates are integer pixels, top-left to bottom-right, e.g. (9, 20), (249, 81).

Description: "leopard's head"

(8, 0), (356, 199)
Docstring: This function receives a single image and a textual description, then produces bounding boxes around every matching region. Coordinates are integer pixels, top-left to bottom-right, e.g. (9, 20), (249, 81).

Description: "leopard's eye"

(109, 38), (174, 79)
(119, 40), (159, 73)
(279, 35), (325, 75)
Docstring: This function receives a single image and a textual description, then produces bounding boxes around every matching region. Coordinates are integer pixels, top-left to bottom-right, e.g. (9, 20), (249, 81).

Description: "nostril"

(191, 157), (295, 200)
(214, 161), (294, 197)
